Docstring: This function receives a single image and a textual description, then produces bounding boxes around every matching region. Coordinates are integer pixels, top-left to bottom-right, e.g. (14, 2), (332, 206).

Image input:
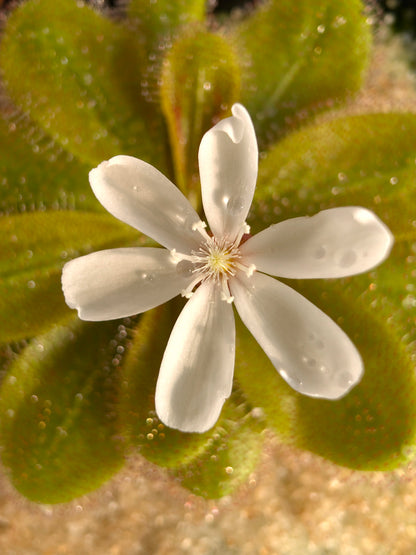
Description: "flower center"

(208, 247), (232, 274)
(171, 221), (255, 303)
(194, 237), (240, 280)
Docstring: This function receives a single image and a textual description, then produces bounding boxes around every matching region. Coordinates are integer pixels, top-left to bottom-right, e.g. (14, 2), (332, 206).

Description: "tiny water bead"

(314, 245), (327, 259)
(176, 260), (194, 277)
(337, 249), (358, 268)
(225, 195), (245, 216)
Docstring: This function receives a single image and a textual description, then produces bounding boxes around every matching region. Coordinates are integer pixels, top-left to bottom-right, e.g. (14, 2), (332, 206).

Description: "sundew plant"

(0, 0), (415, 504)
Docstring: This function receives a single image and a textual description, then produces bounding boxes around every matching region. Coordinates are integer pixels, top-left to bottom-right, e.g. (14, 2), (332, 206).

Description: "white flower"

(62, 104), (394, 433)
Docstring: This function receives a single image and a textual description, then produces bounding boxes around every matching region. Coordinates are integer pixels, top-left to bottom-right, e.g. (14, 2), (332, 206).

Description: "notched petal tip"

(230, 103), (253, 142)
(199, 103), (258, 241)
(88, 155), (137, 185)
(61, 260), (87, 320)
(200, 103), (254, 146)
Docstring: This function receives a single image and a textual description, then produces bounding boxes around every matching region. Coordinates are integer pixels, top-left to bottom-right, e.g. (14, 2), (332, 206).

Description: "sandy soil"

(1, 440), (416, 554)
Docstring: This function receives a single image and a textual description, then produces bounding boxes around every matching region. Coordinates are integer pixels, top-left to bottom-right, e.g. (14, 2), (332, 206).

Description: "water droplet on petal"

(176, 260), (194, 277)
(226, 196), (245, 216)
(337, 371), (353, 387)
(314, 245), (326, 259)
(338, 249), (357, 268)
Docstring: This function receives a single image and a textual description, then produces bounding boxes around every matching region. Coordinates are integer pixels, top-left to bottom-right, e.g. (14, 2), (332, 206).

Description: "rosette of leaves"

(0, 0), (415, 504)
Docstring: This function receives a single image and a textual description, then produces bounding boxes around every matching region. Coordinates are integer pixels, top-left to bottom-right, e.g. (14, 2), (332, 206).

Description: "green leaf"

(0, 319), (128, 503)
(0, 211), (139, 342)
(253, 113), (416, 236)
(233, 0), (371, 145)
(1, 0), (166, 168)
(0, 114), (94, 214)
(127, 0), (206, 51)
(120, 303), (227, 468)
(160, 29), (240, 197)
(174, 394), (265, 498)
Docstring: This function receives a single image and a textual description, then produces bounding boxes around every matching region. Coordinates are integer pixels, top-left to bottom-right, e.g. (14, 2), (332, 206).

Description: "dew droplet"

(226, 196), (245, 216)
(338, 371), (353, 387)
(176, 259), (194, 277)
(314, 245), (326, 259)
(31, 395), (38, 403)
(333, 15), (347, 27)
(338, 249), (357, 268)
(402, 295), (416, 309)
(27, 280), (36, 289)
(56, 426), (68, 438)
(251, 407), (265, 419)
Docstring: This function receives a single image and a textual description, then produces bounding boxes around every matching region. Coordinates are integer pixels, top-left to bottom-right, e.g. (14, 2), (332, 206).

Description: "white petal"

(89, 155), (203, 253)
(199, 104), (258, 242)
(62, 248), (193, 321)
(231, 272), (363, 399)
(241, 207), (394, 278)
(155, 281), (235, 433)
